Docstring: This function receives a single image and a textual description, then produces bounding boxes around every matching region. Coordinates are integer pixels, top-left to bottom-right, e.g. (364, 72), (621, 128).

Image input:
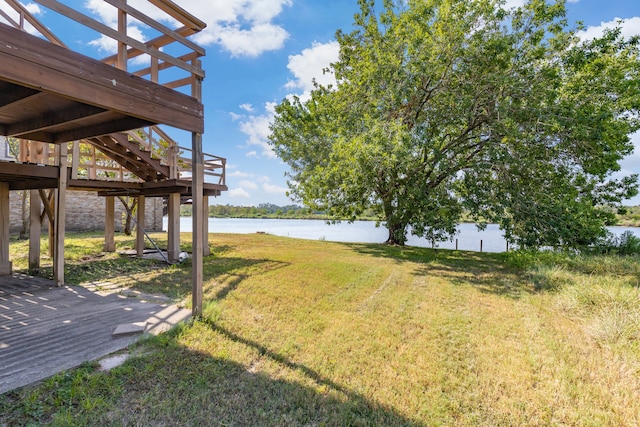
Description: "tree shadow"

(2, 332), (422, 426)
(342, 242), (533, 299)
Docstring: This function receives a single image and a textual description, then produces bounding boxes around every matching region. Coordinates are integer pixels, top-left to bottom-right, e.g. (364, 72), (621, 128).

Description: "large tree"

(269, 0), (640, 247)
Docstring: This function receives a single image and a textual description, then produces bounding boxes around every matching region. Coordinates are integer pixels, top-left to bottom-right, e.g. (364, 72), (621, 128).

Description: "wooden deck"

(0, 0), (221, 314)
(0, 274), (190, 393)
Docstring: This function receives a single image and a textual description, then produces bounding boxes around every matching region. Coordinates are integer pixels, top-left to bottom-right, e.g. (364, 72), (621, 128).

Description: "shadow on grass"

(0, 324), (421, 426)
(190, 318), (422, 426)
(344, 242), (533, 299)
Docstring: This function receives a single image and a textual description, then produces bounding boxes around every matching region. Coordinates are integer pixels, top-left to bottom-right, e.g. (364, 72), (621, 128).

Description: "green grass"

(3, 232), (640, 425)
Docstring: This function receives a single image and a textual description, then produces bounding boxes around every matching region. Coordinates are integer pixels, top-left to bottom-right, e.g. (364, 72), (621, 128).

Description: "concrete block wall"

(9, 190), (163, 234)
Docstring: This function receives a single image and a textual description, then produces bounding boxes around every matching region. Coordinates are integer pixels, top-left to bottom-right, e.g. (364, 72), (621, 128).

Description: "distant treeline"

(180, 203), (640, 226)
(617, 206), (640, 227)
(179, 203), (377, 220)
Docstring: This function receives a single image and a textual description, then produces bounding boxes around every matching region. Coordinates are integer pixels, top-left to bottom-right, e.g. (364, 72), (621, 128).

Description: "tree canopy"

(268, 0), (640, 247)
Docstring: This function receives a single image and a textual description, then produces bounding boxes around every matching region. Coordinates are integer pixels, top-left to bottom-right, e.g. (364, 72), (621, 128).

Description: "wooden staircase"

(85, 133), (170, 182)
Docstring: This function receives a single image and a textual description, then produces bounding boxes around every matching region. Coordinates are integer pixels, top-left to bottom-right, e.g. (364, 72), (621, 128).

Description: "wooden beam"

(8, 104), (107, 137)
(147, 0), (206, 31)
(0, 182), (11, 275)
(191, 132), (203, 317)
(52, 117), (155, 144)
(136, 195), (145, 257)
(104, 196), (116, 252)
(53, 143), (68, 286)
(29, 189), (41, 274)
(104, 0), (205, 56)
(0, 162), (58, 179)
(167, 193), (180, 262)
(0, 23), (204, 133)
(0, 85), (40, 108)
(101, 26), (197, 65)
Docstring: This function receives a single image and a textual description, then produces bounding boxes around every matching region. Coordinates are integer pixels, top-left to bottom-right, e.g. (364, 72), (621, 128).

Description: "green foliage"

(599, 231), (640, 255)
(180, 203), (378, 220)
(616, 205), (640, 226)
(269, 0), (640, 248)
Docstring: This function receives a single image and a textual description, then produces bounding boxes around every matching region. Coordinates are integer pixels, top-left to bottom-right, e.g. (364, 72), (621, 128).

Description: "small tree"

(269, 0), (640, 248)
(117, 196), (138, 236)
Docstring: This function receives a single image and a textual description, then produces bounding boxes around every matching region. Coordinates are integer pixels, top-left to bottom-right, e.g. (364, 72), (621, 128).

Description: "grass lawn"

(2, 232), (640, 425)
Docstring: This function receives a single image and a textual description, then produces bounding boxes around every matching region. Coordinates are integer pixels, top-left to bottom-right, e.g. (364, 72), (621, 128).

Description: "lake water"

(164, 217), (640, 253)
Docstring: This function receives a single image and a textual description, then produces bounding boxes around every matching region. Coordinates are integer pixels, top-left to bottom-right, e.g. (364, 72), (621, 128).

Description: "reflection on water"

(165, 217), (640, 254)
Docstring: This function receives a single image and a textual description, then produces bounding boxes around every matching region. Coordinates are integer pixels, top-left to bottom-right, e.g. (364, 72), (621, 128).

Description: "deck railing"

(0, 0), (206, 90)
(0, 0), (225, 188)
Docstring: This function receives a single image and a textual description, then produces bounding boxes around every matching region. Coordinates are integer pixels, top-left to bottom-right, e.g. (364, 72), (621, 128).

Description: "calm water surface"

(165, 217), (640, 253)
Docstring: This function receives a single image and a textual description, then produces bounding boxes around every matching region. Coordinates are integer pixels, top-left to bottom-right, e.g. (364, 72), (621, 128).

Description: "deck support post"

(0, 182), (11, 276)
(29, 190), (41, 274)
(53, 143), (68, 286)
(104, 196), (116, 252)
(191, 132), (204, 317)
(136, 195), (145, 257)
(191, 58), (204, 317)
(203, 195), (209, 257)
(167, 193), (180, 262)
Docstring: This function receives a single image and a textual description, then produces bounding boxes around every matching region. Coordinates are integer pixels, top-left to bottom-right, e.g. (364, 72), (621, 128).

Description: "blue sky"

(3, 0), (640, 206)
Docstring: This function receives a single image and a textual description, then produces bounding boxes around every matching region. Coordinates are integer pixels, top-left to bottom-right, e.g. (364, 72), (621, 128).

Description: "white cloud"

(285, 41), (340, 99)
(82, 0), (292, 58)
(240, 103), (254, 112)
(577, 17), (640, 41)
(228, 170), (250, 177)
(238, 104), (277, 158)
(23, 3), (43, 15)
(263, 182), (287, 194)
(238, 180), (258, 190)
(229, 187), (251, 198)
(209, 22), (289, 57)
(246, 150), (258, 157)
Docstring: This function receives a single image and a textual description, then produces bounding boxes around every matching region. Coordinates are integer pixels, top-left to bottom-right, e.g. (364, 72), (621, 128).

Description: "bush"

(596, 231), (640, 256)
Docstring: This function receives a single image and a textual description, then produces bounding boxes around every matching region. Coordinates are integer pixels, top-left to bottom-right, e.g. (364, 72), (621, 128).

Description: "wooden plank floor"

(0, 274), (190, 394)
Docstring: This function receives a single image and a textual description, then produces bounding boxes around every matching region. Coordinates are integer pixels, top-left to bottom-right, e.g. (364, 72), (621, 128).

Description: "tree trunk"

(385, 222), (407, 245)
(117, 196), (138, 236)
(381, 193), (407, 245)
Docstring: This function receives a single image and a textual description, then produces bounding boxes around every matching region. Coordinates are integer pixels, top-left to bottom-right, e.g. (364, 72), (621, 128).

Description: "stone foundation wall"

(9, 190), (163, 233)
